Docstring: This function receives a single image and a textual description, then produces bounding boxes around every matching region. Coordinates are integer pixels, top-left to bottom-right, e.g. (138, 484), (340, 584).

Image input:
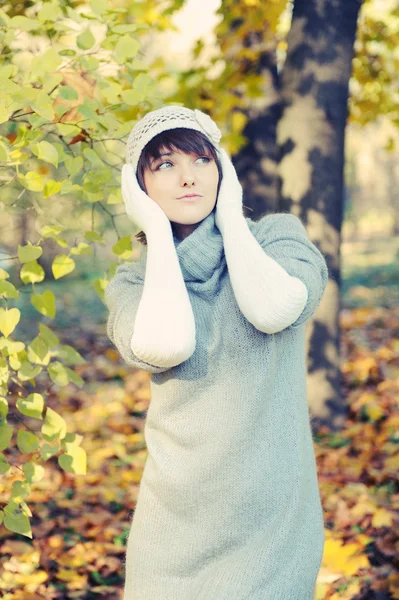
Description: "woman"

(105, 105), (329, 600)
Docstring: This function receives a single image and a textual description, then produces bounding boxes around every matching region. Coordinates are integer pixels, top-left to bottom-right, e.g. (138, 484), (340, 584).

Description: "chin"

(171, 208), (214, 225)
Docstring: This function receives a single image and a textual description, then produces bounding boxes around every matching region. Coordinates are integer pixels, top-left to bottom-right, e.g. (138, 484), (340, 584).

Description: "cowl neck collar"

(139, 208), (226, 283)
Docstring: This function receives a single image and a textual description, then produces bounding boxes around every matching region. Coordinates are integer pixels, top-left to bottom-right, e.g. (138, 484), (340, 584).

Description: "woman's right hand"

(121, 164), (170, 234)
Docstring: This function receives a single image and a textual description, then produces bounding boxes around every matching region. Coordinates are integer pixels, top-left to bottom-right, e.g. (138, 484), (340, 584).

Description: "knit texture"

(125, 105), (222, 173)
(105, 208), (328, 600)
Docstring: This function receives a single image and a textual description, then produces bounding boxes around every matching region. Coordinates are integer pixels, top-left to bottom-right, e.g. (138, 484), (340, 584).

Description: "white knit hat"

(125, 105), (222, 173)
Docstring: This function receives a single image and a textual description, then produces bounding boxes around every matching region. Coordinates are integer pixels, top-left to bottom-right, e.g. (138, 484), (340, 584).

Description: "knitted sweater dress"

(105, 208), (329, 600)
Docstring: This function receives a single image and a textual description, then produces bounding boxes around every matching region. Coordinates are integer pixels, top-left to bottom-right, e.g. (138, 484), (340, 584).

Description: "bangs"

(138, 128), (216, 173)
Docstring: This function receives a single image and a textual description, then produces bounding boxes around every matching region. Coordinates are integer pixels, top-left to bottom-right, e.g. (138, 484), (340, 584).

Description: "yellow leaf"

(52, 255), (75, 279)
(364, 403), (384, 421)
(0, 307), (20, 337)
(372, 508), (394, 528)
(322, 538), (369, 576)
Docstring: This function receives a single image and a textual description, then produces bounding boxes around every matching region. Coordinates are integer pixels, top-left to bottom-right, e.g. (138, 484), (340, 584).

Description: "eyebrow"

(150, 152), (174, 164)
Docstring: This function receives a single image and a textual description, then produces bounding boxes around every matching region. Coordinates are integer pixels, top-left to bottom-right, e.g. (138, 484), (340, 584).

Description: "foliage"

(164, 0), (289, 154)
(349, 0), (399, 143)
(0, 305), (399, 597)
(0, 0), (183, 539)
(1, 0), (398, 545)
(166, 0), (399, 153)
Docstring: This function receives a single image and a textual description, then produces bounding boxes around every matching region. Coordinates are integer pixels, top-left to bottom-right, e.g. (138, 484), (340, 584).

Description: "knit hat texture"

(125, 105), (222, 173)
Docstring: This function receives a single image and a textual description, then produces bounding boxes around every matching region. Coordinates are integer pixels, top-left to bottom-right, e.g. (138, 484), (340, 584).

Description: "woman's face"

(143, 147), (219, 238)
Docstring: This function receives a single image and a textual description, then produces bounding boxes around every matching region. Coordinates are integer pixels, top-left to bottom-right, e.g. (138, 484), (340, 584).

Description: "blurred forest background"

(1, 0), (399, 599)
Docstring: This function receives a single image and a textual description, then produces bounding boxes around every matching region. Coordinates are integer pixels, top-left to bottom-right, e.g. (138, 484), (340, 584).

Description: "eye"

(196, 156), (211, 164)
(156, 161), (173, 170)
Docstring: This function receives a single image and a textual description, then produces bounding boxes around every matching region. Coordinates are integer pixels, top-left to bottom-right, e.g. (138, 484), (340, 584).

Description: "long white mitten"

(214, 151), (308, 334)
(107, 165), (197, 369)
(215, 149), (244, 232)
(121, 163), (170, 234)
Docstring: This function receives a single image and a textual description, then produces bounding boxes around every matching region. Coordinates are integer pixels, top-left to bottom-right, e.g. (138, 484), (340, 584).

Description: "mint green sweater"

(105, 208), (328, 600)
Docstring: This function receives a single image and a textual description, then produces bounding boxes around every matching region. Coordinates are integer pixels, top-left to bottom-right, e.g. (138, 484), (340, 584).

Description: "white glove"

(121, 164), (170, 234)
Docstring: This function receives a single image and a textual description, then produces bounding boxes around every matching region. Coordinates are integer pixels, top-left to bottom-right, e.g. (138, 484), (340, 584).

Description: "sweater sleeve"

(104, 263), (171, 374)
(254, 212), (329, 330)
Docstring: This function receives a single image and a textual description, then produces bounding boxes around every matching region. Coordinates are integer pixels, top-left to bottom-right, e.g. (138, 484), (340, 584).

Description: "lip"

(178, 194), (201, 201)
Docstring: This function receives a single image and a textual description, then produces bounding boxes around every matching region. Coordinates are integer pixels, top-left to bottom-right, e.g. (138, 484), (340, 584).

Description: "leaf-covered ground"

(1, 263), (399, 599)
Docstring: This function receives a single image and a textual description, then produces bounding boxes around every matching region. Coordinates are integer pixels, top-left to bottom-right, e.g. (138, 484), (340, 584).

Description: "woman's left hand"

(215, 149), (244, 231)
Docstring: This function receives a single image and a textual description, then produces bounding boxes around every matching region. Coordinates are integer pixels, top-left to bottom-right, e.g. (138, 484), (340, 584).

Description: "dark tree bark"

(233, 0), (363, 431)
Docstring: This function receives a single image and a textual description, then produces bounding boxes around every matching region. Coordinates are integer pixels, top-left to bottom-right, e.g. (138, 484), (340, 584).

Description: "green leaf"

(20, 260), (45, 284)
(60, 180), (82, 194)
(77, 29), (95, 50)
(80, 56), (99, 71)
(115, 35), (140, 64)
(65, 155), (83, 176)
(16, 393), (44, 420)
(111, 24), (138, 33)
(11, 481), (31, 503)
(18, 171), (44, 192)
(40, 224), (64, 238)
(30, 90), (54, 120)
(0, 397), (8, 419)
(91, 0), (108, 15)
(56, 123), (80, 136)
(77, 97), (100, 121)
(0, 8), (11, 27)
(23, 461), (45, 483)
(43, 180), (62, 198)
(31, 290), (56, 319)
(85, 231), (104, 243)
(59, 446), (87, 475)
(31, 141), (59, 167)
(42, 406), (67, 441)
(134, 73), (154, 94)
(0, 338), (25, 356)
(41, 441), (61, 461)
(27, 336), (50, 366)
(10, 16), (39, 31)
(0, 102), (12, 125)
(52, 255), (75, 279)
(4, 503), (32, 539)
(39, 324), (59, 347)
(27, 114), (50, 130)
(70, 242), (92, 256)
(0, 280), (19, 299)
(58, 85), (79, 101)
(83, 148), (105, 168)
(65, 367), (84, 388)
(17, 430), (40, 453)
(37, 1), (63, 22)
(0, 454), (10, 474)
(47, 362), (70, 389)
(121, 89), (142, 106)
(41, 72), (63, 94)
(107, 189), (122, 204)
(59, 49), (76, 57)
(0, 141), (8, 161)
(122, 74), (155, 105)
(30, 48), (62, 77)
(18, 361), (42, 382)
(56, 345), (86, 366)
(0, 424), (13, 451)
(18, 243), (43, 264)
(0, 357), (9, 388)
(112, 235), (132, 259)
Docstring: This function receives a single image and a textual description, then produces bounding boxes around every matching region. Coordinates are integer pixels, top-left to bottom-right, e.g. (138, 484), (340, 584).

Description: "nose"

(179, 165), (195, 187)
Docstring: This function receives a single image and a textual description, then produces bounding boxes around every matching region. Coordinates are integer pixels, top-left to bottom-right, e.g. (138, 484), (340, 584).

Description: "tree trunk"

(278, 0), (362, 430)
(234, 0), (363, 431)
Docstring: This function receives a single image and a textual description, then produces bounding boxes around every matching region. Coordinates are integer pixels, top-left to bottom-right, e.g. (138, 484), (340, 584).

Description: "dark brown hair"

(135, 128), (223, 245)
